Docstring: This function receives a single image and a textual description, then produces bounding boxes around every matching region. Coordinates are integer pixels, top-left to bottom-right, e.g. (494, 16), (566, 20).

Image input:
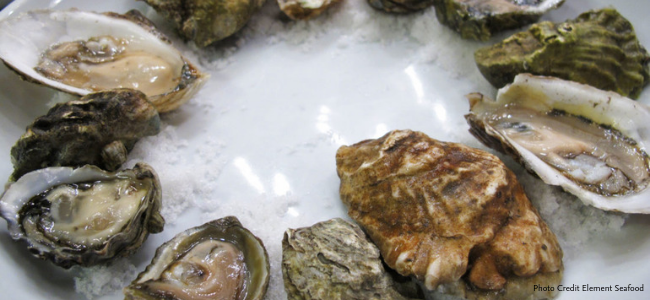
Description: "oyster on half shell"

(336, 130), (563, 300)
(124, 216), (270, 300)
(466, 74), (650, 213)
(0, 163), (164, 268)
(0, 10), (207, 113)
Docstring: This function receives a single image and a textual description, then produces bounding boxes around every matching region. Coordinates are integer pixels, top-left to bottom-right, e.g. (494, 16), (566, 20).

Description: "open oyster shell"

(0, 163), (164, 268)
(336, 130), (563, 300)
(142, 0), (267, 47)
(10, 89), (160, 181)
(278, 0), (341, 20)
(124, 216), (270, 300)
(0, 9), (207, 112)
(474, 8), (650, 98)
(432, 0), (565, 40)
(282, 218), (421, 300)
(466, 74), (650, 213)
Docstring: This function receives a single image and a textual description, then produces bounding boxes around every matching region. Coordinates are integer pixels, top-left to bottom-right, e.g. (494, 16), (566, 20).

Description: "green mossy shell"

(475, 8), (650, 98)
(432, 0), (565, 41)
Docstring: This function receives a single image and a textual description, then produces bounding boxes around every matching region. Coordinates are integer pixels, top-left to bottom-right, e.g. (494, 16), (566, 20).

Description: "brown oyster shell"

(10, 88), (160, 181)
(278, 0), (342, 20)
(336, 130), (563, 300)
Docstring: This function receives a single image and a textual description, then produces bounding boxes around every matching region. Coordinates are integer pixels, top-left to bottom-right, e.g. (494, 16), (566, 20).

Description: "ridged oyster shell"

(0, 163), (164, 268)
(432, 0), (565, 40)
(282, 218), (421, 300)
(10, 89), (160, 181)
(466, 74), (650, 213)
(0, 9), (207, 113)
(336, 130), (563, 300)
(124, 216), (270, 300)
(474, 8), (650, 98)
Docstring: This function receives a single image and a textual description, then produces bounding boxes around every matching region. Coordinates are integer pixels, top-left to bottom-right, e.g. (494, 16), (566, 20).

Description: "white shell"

(0, 10), (207, 113)
(467, 74), (650, 214)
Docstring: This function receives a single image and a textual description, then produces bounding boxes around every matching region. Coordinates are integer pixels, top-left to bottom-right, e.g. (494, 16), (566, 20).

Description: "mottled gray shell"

(142, 0), (267, 47)
(282, 218), (420, 300)
(0, 163), (164, 268)
(10, 88), (160, 181)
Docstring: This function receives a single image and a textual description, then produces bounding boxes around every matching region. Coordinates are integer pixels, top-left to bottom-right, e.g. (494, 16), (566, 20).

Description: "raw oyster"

(278, 0), (341, 20)
(466, 74), (650, 213)
(432, 0), (565, 40)
(282, 218), (422, 300)
(124, 216), (270, 300)
(0, 9), (207, 112)
(0, 163), (164, 268)
(336, 130), (563, 300)
(475, 8), (650, 98)
(10, 89), (160, 181)
(142, 0), (267, 47)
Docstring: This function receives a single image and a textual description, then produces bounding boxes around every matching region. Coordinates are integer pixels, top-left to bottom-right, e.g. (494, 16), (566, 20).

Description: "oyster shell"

(0, 9), (207, 112)
(0, 163), (164, 268)
(142, 0), (267, 47)
(10, 89), (160, 181)
(432, 0), (565, 40)
(124, 216), (270, 300)
(474, 8), (650, 98)
(278, 0), (341, 20)
(466, 74), (650, 213)
(282, 218), (421, 300)
(336, 130), (563, 300)
(367, 0), (433, 13)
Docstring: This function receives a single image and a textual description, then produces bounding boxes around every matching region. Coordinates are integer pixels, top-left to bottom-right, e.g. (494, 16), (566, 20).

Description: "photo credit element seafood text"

(534, 284), (645, 292)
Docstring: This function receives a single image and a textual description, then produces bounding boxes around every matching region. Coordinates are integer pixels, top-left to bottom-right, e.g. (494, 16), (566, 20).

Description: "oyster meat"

(432, 0), (565, 40)
(336, 130), (563, 300)
(142, 0), (267, 47)
(10, 89), (160, 181)
(124, 216), (270, 300)
(278, 0), (341, 20)
(0, 10), (207, 112)
(466, 73), (650, 213)
(283, 218), (421, 300)
(0, 163), (164, 268)
(475, 8), (650, 99)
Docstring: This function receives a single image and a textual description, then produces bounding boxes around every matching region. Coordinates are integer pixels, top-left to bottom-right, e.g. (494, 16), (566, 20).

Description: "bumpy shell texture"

(475, 8), (650, 98)
(432, 0), (565, 40)
(142, 0), (267, 47)
(336, 130), (563, 300)
(282, 218), (419, 300)
(10, 89), (160, 181)
(0, 163), (164, 268)
(124, 216), (270, 300)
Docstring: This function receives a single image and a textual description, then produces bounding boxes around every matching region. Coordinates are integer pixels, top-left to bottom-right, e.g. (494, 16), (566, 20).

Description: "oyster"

(278, 0), (341, 20)
(124, 216), (270, 300)
(474, 8), (650, 99)
(336, 130), (563, 300)
(142, 0), (267, 47)
(466, 74), (650, 213)
(367, 0), (433, 13)
(431, 0), (565, 40)
(0, 9), (207, 112)
(0, 163), (164, 268)
(10, 89), (160, 181)
(283, 218), (421, 300)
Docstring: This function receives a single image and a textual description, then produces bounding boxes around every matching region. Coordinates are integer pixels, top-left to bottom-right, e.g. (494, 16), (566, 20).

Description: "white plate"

(0, 0), (649, 299)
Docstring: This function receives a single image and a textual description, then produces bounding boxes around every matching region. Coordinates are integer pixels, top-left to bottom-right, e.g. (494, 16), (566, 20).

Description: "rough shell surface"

(124, 216), (270, 300)
(0, 9), (207, 113)
(278, 0), (341, 20)
(432, 0), (565, 41)
(465, 74), (650, 213)
(10, 88), (160, 181)
(142, 0), (267, 47)
(0, 163), (164, 268)
(336, 130), (563, 300)
(282, 218), (421, 300)
(474, 8), (650, 98)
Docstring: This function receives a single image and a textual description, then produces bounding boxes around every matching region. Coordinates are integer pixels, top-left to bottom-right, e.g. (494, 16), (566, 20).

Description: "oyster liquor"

(533, 284), (645, 292)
